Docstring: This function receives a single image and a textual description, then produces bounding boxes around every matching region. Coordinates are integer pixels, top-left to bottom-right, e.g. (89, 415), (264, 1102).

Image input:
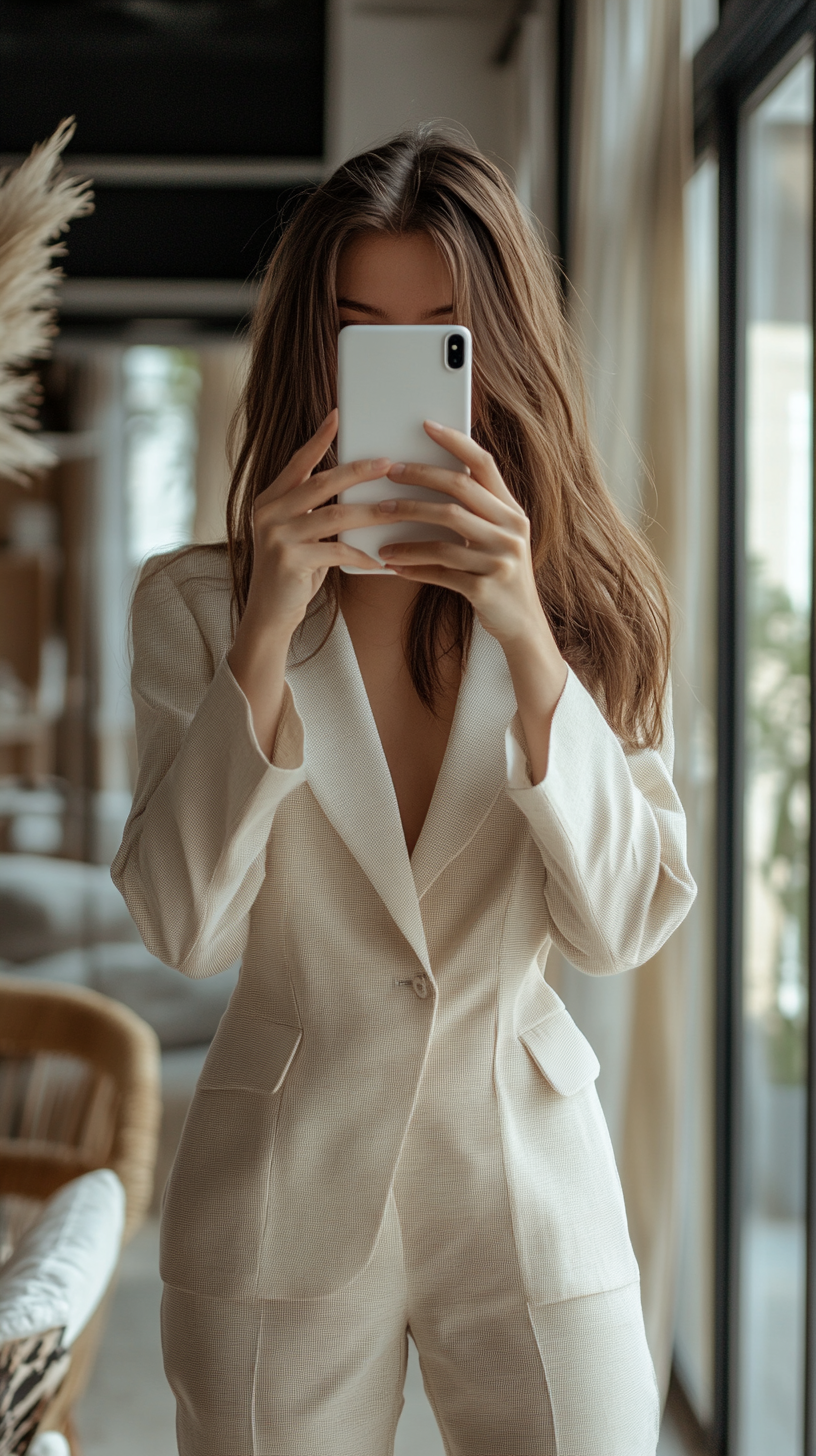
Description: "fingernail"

(378, 499), (398, 513)
(371, 457), (390, 471)
(424, 419), (442, 431)
(322, 408), (337, 424)
(389, 462), (406, 477)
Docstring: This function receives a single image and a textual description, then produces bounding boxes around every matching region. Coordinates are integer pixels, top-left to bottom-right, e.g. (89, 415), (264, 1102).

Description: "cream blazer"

(112, 548), (696, 1306)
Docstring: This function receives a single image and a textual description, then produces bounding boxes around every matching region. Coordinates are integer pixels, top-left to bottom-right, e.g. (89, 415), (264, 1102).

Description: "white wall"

(326, 0), (518, 174)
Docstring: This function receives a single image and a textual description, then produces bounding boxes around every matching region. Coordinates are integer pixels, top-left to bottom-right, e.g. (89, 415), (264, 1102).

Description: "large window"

(739, 48), (813, 1456)
(123, 347), (201, 567)
(691, 8), (816, 1453)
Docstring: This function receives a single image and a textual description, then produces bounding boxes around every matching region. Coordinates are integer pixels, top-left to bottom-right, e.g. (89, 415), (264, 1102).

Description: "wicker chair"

(0, 974), (162, 1450)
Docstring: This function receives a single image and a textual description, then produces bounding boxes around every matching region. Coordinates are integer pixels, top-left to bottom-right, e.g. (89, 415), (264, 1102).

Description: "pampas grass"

(0, 117), (93, 483)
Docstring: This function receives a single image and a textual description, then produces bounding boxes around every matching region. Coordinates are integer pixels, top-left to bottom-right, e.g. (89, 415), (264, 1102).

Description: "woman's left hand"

(379, 420), (568, 782)
(379, 421), (547, 652)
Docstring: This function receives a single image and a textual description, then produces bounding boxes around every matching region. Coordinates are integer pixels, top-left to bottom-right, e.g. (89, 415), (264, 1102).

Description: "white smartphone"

(337, 324), (472, 573)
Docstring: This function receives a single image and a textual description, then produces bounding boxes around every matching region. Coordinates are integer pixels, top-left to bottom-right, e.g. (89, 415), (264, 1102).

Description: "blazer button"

(412, 974), (429, 999)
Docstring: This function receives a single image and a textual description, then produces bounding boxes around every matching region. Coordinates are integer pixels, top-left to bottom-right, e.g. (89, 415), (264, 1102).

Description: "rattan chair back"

(0, 974), (161, 1447)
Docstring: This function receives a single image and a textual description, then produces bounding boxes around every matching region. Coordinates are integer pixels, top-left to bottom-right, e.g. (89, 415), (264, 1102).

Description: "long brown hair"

(227, 126), (670, 749)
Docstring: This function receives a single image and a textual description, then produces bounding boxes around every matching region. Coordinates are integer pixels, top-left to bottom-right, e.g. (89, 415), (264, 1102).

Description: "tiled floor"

(77, 1219), (689, 1454)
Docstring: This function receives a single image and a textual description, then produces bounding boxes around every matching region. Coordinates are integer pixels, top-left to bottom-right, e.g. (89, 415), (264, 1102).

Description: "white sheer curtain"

(556, 0), (694, 1401)
(193, 343), (248, 547)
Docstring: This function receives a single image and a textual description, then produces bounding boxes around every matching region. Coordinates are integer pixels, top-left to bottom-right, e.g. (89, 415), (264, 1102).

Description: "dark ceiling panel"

(62, 183), (314, 279)
(0, 1), (325, 156)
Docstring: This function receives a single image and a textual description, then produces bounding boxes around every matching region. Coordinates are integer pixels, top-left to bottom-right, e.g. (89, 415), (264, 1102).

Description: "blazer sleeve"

(110, 563), (306, 978)
(505, 666), (696, 975)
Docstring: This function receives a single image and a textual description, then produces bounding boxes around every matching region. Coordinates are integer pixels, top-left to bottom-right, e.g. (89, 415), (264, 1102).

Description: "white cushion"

(0, 1170), (125, 1347)
(29, 1433), (71, 1456)
(0, 855), (140, 962)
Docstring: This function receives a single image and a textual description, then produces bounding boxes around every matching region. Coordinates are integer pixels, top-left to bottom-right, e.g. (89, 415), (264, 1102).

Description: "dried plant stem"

(0, 117), (94, 483)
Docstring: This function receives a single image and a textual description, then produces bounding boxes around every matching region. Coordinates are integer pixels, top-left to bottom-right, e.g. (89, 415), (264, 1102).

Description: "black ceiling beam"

(60, 183), (313, 283)
(0, 0), (325, 158)
(0, 1), (326, 322)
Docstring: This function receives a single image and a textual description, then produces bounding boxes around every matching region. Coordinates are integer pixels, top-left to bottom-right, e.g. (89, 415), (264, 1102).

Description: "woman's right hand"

(227, 409), (388, 756)
(241, 407), (389, 641)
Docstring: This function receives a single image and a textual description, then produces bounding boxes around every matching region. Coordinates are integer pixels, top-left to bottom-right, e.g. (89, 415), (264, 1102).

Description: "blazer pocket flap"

(199, 1012), (302, 1094)
(519, 1008), (600, 1096)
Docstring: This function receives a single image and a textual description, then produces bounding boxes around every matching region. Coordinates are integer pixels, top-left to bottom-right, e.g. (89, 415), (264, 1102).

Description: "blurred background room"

(0, 1), (810, 1454)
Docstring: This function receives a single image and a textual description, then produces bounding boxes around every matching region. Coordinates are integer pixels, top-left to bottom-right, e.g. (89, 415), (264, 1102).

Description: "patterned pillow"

(0, 1328), (70, 1456)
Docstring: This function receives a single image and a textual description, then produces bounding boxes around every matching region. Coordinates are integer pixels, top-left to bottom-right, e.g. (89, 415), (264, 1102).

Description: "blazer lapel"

(286, 600), (431, 974)
(410, 620), (518, 900)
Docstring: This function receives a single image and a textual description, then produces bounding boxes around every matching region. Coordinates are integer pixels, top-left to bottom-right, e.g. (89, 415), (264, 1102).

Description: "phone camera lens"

(446, 333), (465, 370)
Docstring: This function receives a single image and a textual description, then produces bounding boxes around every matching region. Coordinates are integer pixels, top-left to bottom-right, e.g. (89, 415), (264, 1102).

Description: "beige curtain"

(564, 0), (692, 1402)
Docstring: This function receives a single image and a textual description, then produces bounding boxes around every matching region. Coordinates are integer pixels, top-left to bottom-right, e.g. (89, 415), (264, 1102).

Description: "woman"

(113, 128), (696, 1456)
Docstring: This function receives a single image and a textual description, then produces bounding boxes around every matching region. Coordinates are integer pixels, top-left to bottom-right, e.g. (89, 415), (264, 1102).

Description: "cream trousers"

(161, 1030), (659, 1456)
